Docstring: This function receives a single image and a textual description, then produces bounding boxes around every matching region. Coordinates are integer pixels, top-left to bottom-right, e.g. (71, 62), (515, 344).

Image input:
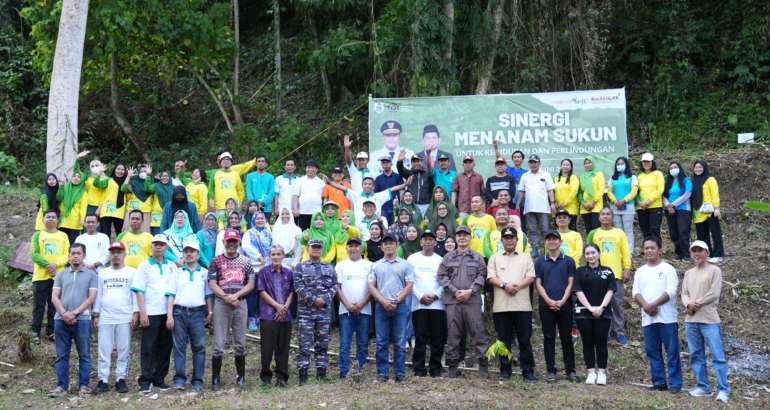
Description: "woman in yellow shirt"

(691, 160), (724, 262)
(93, 163), (129, 239)
(579, 156), (605, 234)
(55, 170), (88, 244)
(178, 167), (209, 226)
(121, 164), (153, 233)
(636, 153), (665, 244)
(553, 159), (580, 231)
(35, 173), (61, 231)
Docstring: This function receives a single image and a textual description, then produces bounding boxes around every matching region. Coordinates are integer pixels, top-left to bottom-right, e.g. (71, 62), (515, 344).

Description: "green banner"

(368, 89), (628, 179)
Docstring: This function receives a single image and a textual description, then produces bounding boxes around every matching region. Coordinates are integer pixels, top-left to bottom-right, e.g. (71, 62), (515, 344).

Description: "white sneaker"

(716, 391), (729, 403)
(688, 387), (713, 397)
(585, 372), (597, 384)
(596, 373), (607, 385)
(708, 257), (723, 263)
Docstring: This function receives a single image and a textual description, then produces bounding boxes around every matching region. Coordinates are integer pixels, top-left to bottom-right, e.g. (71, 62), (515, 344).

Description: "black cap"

(306, 158), (319, 168)
(347, 237), (363, 245)
(455, 225), (471, 235)
(332, 165), (343, 173)
(544, 230), (561, 240)
(382, 233), (398, 243)
(380, 121), (403, 133)
(501, 228), (518, 237)
(411, 154), (422, 161)
(554, 209), (570, 217)
(422, 124), (439, 136)
(528, 154), (541, 162)
(421, 229), (436, 239)
(308, 239), (324, 247)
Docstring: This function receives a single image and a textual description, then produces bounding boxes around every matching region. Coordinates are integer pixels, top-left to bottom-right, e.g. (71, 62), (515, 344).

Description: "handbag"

(699, 202), (715, 214)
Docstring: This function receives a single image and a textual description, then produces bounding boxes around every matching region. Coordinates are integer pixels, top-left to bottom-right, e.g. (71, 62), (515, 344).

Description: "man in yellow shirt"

(115, 211), (153, 269)
(208, 152), (246, 216)
(462, 195), (496, 255)
(30, 209), (71, 343)
(555, 210), (582, 267)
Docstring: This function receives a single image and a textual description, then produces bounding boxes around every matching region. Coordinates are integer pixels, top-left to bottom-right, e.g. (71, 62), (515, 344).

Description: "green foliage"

(0, 151), (20, 181)
(745, 202), (770, 212)
(485, 340), (512, 361)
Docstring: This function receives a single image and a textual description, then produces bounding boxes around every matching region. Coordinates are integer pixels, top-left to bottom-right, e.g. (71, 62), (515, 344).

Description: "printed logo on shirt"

(129, 244), (141, 256)
(559, 244), (570, 255)
(106, 203), (117, 213)
(129, 199), (140, 209)
(220, 269), (246, 286)
(473, 228), (484, 239)
(44, 243), (58, 255)
(221, 180), (232, 190)
(601, 241), (614, 253)
(496, 242), (504, 252)
(151, 214), (162, 223)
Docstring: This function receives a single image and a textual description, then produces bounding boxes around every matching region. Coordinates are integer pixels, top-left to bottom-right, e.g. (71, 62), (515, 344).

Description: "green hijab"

(303, 211), (333, 257)
(424, 185), (458, 226)
(335, 209), (356, 244)
(399, 224), (423, 260)
(129, 168), (152, 202)
(154, 170), (175, 208)
(61, 171), (87, 217)
(322, 201), (341, 237)
(428, 200), (458, 235)
(579, 156), (599, 199)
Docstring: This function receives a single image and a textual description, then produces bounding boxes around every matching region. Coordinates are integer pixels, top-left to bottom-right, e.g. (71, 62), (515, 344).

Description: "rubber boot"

(235, 355), (246, 388)
(447, 360), (460, 379)
(478, 358), (489, 379)
(317, 367), (327, 382)
(211, 356), (222, 391)
(298, 369), (309, 386)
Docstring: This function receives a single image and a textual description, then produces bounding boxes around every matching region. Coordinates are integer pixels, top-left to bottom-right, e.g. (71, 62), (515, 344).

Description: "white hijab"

(271, 207), (301, 255)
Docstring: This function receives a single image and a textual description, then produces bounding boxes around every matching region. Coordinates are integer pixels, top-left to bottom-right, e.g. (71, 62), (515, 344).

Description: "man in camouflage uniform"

(293, 239), (337, 386)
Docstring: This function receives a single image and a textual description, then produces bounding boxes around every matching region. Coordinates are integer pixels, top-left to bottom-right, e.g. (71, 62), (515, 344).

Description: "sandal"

(79, 386), (92, 397)
(546, 372), (557, 383)
(32, 334), (41, 345)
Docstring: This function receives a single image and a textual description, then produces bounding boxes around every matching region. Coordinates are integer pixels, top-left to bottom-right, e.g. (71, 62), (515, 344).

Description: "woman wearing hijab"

(242, 200), (260, 231)
(121, 163), (153, 233)
(163, 210), (212, 268)
(334, 209), (361, 263)
(215, 211), (244, 256)
(272, 207), (302, 270)
(199, 212), (219, 252)
(299, 212), (337, 263)
(178, 167), (209, 226)
(579, 156), (605, 234)
(36, 173), (61, 231)
(433, 223), (449, 256)
(321, 201), (343, 238)
(242, 211), (273, 331)
(691, 160), (724, 262)
(389, 208), (413, 244)
(554, 159), (580, 231)
(423, 186), (458, 230)
(217, 198), (241, 231)
(607, 157), (638, 252)
(161, 186), (201, 233)
(396, 225), (422, 259)
(93, 163), (129, 239)
(143, 165), (175, 211)
(55, 171), (87, 244)
(393, 189), (423, 224)
(663, 161), (693, 262)
(363, 221), (385, 262)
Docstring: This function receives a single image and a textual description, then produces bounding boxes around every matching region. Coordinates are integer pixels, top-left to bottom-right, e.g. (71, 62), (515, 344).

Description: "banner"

(368, 88), (628, 179)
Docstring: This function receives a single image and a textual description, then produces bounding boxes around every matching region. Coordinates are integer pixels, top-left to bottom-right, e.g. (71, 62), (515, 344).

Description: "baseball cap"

(219, 151), (233, 162)
(437, 153), (449, 160)
(544, 230), (561, 240)
(308, 239), (324, 247)
(362, 199), (376, 206)
(500, 228), (518, 237)
(455, 225), (471, 235)
(151, 234), (168, 244)
(332, 165), (344, 173)
(641, 153), (654, 162)
(108, 242), (126, 251)
(411, 154), (422, 161)
(528, 154), (541, 162)
(495, 157), (507, 164)
(421, 229), (436, 239)
(223, 229), (241, 241)
(356, 152), (369, 159)
(462, 155), (474, 162)
(183, 241), (200, 251)
(380, 121), (403, 133)
(554, 209), (571, 217)
(382, 233), (398, 243)
(347, 237), (363, 245)
(379, 155), (392, 162)
(689, 240), (709, 251)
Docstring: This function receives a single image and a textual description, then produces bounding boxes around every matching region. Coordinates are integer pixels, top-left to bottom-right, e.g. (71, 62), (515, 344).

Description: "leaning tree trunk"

(46, 0), (89, 176)
(308, 13), (332, 107)
(475, 0), (505, 95)
(110, 53), (150, 162)
(273, 0), (282, 121)
(439, 0), (455, 96)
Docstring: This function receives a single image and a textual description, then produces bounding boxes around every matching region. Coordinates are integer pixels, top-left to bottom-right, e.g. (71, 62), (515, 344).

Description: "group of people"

(31, 142), (729, 403)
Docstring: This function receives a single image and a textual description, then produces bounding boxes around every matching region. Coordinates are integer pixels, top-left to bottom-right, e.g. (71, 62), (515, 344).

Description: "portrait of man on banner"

(370, 120), (414, 173)
(416, 124), (457, 172)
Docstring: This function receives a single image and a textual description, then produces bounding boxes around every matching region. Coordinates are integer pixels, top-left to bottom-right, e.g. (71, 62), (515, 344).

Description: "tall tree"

(45, 0), (88, 175)
(476, 0), (505, 95)
(273, 0), (282, 120)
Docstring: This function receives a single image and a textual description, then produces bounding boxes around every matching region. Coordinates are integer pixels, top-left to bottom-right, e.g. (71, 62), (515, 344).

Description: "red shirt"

(451, 172), (485, 214)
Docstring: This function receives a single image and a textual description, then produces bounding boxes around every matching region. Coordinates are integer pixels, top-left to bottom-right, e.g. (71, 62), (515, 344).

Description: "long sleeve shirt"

(636, 171), (665, 209)
(292, 260), (337, 310)
(208, 169), (245, 210)
(30, 229), (70, 282)
(245, 171), (276, 213)
(693, 177), (721, 223)
(396, 160), (433, 205)
(681, 264), (722, 324)
(586, 227), (632, 280)
(437, 249), (487, 305)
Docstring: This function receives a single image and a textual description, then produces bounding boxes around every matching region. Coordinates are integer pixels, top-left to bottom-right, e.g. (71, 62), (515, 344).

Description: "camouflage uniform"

(293, 259), (338, 370)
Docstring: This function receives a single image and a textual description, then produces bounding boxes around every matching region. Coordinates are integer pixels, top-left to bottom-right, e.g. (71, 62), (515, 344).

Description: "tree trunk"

(176, 57), (234, 133)
(308, 13), (332, 107)
(110, 53), (150, 162)
(439, 0), (455, 96)
(475, 0), (505, 95)
(45, 0), (88, 176)
(232, 0), (240, 96)
(273, 0), (282, 121)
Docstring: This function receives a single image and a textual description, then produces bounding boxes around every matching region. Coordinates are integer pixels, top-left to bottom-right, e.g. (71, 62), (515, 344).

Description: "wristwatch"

(208, 312), (213, 316)
(499, 282), (507, 289)
(73, 309), (79, 316)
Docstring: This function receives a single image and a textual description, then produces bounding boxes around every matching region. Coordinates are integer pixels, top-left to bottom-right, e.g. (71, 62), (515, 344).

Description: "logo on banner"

(591, 93), (621, 104)
(374, 102), (384, 113)
(388, 103), (399, 113)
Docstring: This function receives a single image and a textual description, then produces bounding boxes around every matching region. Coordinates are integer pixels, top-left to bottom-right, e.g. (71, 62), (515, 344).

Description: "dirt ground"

(0, 148), (768, 409)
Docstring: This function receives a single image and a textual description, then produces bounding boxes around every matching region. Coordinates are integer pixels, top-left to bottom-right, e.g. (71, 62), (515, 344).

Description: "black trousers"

(695, 215), (724, 257)
(539, 306), (576, 374)
(493, 311), (535, 376)
(260, 320), (292, 382)
(298, 214), (313, 232)
(576, 319), (611, 369)
(138, 314), (173, 386)
(32, 279), (55, 336)
(567, 214), (577, 232)
(637, 208), (663, 244)
(100, 216), (123, 240)
(412, 309), (446, 376)
(582, 213), (600, 235)
(60, 228), (80, 248)
(665, 209), (692, 257)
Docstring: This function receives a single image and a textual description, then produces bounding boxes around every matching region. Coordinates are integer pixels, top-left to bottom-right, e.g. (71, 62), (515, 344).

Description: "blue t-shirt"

(506, 166), (527, 205)
(534, 253), (575, 307)
(374, 172), (403, 211)
(666, 177), (692, 211)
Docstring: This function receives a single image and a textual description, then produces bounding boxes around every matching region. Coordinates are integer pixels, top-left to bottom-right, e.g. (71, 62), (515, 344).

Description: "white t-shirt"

(518, 170), (555, 214)
(166, 265), (213, 308)
(335, 259), (373, 315)
(75, 232), (110, 272)
(274, 174), (298, 214)
(293, 175), (326, 215)
(356, 217), (389, 242)
(632, 262), (679, 326)
(407, 252), (445, 311)
(94, 266), (139, 325)
(132, 258), (177, 315)
(348, 161), (379, 193)
(345, 188), (393, 226)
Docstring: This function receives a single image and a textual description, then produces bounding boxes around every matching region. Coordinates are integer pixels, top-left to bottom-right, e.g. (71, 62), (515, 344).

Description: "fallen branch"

(628, 382), (652, 388)
(722, 279), (740, 288)
(0, 361), (14, 368)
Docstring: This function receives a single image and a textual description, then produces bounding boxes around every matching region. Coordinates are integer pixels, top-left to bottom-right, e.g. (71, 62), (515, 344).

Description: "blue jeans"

(643, 322), (683, 388)
(686, 323), (730, 393)
(246, 286), (260, 319)
(54, 319), (92, 389)
(374, 301), (409, 378)
(338, 312), (371, 377)
(172, 309), (207, 388)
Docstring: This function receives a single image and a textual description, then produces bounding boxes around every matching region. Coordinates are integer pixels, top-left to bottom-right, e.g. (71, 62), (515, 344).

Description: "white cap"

(356, 152), (369, 159)
(641, 153), (654, 162)
(219, 151), (233, 162)
(183, 241), (200, 251)
(689, 240), (709, 251)
(151, 234), (168, 244)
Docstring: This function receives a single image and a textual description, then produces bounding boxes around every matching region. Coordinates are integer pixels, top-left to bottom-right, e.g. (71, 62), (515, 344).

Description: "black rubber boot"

(317, 367), (327, 382)
(235, 355), (246, 388)
(211, 356), (222, 391)
(298, 369), (309, 386)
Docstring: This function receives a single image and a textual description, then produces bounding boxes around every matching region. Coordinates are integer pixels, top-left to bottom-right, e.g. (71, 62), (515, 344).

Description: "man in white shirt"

(292, 158), (326, 231)
(355, 200), (389, 241)
(407, 229), (445, 378)
(632, 237), (683, 394)
(344, 135), (378, 192)
(515, 154), (556, 258)
(325, 175), (410, 226)
(370, 120), (414, 174)
(165, 241), (214, 392)
(132, 235), (178, 393)
(75, 214), (109, 272)
(335, 237), (373, 379)
(93, 242), (139, 395)
(273, 158), (298, 214)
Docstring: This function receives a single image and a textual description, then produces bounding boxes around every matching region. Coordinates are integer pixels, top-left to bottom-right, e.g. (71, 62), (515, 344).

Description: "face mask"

(139, 172), (148, 180)
(90, 166), (100, 176)
(616, 165), (626, 173)
(670, 168), (680, 177)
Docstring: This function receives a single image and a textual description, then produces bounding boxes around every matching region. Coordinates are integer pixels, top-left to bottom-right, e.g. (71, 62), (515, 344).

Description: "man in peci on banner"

(416, 125), (457, 173)
(371, 121), (414, 174)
